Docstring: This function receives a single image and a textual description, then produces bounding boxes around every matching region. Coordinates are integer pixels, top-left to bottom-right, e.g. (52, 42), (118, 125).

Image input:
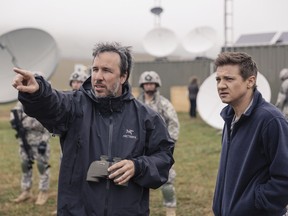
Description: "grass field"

(0, 103), (221, 216)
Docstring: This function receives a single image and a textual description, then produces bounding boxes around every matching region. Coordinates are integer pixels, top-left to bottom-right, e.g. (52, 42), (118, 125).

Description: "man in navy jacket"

(212, 52), (288, 216)
(12, 42), (175, 216)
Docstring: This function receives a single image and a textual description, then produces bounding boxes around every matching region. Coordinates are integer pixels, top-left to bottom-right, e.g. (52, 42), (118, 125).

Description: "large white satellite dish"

(197, 72), (271, 130)
(0, 28), (59, 104)
(142, 27), (178, 57)
(182, 26), (217, 53)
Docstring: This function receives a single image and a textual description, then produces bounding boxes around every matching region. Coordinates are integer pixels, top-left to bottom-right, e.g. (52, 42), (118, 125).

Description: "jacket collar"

(220, 89), (264, 122)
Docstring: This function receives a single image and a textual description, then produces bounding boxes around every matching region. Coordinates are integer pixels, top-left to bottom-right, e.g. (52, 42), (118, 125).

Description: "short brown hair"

(214, 52), (258, 81)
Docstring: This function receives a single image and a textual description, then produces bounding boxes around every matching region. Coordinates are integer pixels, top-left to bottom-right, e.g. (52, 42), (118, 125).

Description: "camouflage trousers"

(18, 143), (50, 191)
(161, 166), (177, 208)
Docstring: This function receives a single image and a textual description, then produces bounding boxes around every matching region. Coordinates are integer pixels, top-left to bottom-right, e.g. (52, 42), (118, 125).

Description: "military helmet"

(139, 71), (162, 87)
(279, 68), (288, 81)
(69, 64), (88, 86)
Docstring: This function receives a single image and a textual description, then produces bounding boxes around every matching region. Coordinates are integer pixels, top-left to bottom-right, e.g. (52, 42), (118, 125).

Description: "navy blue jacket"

(213, 90), (288, 216)
(19, 76), (174, 216)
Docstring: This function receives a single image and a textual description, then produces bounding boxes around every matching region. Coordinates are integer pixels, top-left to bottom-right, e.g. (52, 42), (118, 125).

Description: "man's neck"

(233, 93), (254, 118)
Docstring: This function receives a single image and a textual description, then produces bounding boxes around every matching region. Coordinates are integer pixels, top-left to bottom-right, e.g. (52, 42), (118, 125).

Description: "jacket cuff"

(131, 158), (141, 178)
(18, 77), (43, 101)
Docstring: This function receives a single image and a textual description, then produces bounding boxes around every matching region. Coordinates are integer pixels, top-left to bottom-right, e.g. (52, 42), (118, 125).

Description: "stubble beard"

(145, 90), (156, 96)
(94, 79), (121, 98)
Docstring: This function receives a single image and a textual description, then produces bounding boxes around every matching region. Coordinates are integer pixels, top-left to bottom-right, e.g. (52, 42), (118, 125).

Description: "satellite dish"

(182, 26), (217, 53)
(142, 27), (178, 57)
(197, 72), (271, 130)
(0, 28), (59, 104)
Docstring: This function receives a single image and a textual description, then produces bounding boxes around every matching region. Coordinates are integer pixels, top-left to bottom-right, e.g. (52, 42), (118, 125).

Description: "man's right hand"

(12, 67), (40, 93)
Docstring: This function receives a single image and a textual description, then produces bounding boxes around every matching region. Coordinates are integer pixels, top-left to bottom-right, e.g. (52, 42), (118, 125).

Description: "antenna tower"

(224, 0), (234, 51)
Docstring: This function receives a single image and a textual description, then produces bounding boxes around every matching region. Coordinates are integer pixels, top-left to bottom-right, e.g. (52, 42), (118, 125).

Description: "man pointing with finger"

(12, 42), (175, 216)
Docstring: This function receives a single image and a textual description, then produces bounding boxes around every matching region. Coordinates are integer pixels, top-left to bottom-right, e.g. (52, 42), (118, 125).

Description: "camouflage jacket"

(10, 102), (50, 145)
(138, 91), (180, 141)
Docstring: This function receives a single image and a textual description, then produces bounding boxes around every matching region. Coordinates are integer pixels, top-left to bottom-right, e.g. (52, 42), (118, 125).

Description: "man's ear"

(247, 75), (256, 89)
(120, 72), (128, 84)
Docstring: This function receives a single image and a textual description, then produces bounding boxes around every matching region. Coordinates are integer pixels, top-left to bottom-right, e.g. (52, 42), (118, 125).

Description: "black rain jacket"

(19, 76), (175, 216)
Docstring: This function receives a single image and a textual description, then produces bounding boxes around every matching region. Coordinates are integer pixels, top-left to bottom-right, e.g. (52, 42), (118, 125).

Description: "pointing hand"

(12, 67), (40, 93)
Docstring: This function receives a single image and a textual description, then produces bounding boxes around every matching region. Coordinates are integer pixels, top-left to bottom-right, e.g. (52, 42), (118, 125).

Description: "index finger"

(108, 160), (124, 172)
(13, 67), (33, 78)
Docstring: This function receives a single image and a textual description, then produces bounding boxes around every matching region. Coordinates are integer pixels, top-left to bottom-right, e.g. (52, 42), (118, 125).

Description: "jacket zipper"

(104, 116), (113, 216)
(69, 139), (80, 184)
(220, 125), (232, 215)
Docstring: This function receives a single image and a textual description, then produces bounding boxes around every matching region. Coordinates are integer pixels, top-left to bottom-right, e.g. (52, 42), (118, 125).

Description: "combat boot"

(35, 190), (49, 205)
(51, 210), (57, 215)
(12, 190), (32, 203)
(166, 207), (176, 216)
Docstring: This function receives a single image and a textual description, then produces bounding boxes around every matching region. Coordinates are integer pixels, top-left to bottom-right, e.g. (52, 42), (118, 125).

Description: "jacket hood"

(80, 76), (134, 114)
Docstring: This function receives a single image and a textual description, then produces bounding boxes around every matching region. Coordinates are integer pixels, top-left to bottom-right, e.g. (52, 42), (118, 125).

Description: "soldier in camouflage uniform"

(276, 68), (288, 119)
(10, 101), (51, 205)
(138, 71), (180, 216)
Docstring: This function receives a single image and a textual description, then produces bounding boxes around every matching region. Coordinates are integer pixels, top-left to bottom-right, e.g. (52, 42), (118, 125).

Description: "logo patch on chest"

(123, 129), (137, 139)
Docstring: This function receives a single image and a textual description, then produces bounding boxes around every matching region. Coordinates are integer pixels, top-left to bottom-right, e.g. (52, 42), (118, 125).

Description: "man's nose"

(217, 80), (227, 89)
(95, 70), (104, 80)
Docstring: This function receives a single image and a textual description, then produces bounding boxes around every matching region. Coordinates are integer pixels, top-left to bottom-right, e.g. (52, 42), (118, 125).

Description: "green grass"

(0, 108), (221, 216)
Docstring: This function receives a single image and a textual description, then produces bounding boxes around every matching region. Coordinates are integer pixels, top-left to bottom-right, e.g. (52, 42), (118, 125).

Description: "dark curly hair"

(92, 42), (133, 84)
